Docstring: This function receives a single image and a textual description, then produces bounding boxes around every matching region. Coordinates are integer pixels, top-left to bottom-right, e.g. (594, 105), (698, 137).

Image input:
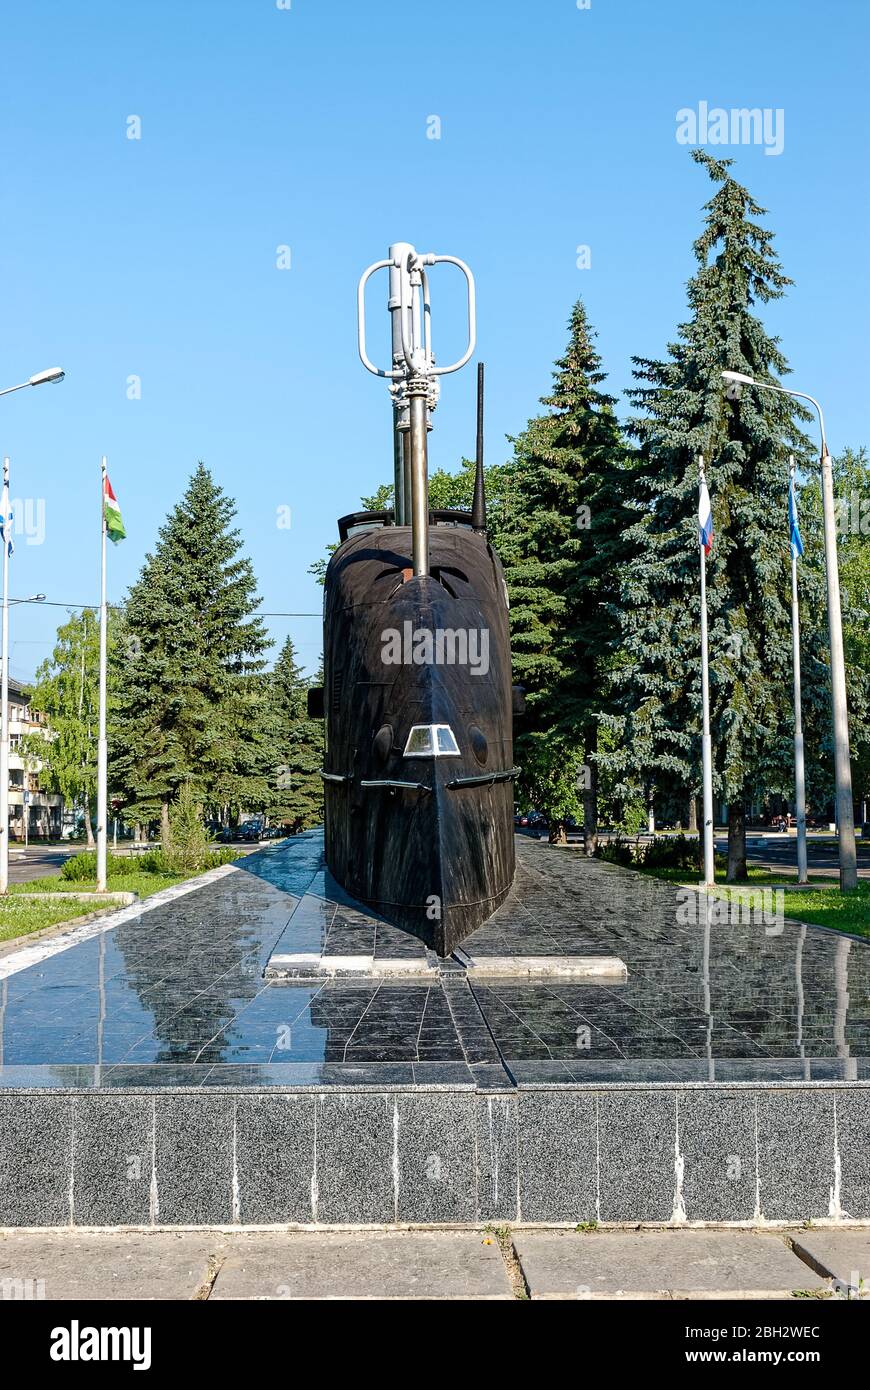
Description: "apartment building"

(7, 677), (64, 840)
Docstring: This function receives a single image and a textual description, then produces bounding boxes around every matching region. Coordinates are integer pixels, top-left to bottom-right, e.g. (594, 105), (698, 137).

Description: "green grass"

(0, 856), (239, 944)
(0, 894), (129, 942)
(9, 871), (182, 899)
(711, 882), (870, 938)
(639, 863), (870, 937)
(640, 864), (833, 886)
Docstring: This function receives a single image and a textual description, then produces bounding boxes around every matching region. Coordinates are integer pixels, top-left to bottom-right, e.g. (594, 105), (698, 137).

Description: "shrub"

(132, 849), (168, 874)
(136, 845), (240, 874)
(641, 833), (701, 872)
(163, 783), (215, 874)
(60, 843), (240, 882)
(205, 846), (241, 868)
(595, 836), (636, 867)
(61, 850), (129, 881)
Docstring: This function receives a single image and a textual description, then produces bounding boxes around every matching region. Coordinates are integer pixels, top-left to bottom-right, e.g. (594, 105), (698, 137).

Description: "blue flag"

(0, 512), (13, 558)
(788, 473), (804, 559)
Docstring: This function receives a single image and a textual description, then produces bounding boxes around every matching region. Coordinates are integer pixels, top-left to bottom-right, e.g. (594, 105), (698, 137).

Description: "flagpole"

(96, 457), (108, 893)
(0, 458), (10, 894)
(699, 455), (715, 888)
(789, 456), (808, 885)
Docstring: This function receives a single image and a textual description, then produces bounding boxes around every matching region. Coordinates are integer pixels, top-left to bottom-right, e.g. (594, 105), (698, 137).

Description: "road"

(716, 832), (870, 880)
(6, 845), (74, 884)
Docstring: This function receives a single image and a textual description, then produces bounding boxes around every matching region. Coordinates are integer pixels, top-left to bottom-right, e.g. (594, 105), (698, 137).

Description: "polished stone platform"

(1, 831), (867, 1087)
(1, 833), (868, 1226)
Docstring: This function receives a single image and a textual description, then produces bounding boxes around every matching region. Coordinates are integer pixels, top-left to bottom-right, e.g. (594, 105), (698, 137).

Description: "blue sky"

(1, 0), (867, 679)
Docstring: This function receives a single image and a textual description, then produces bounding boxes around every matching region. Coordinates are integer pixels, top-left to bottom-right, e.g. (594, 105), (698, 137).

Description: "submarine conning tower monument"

(314, 243), (518, 957)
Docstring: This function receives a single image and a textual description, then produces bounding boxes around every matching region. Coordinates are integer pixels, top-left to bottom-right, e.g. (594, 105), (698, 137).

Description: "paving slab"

(463, 954), (627, 979)
(0, 1232), (218, 1300)
(210, 1231), (512, 1300)
(790, 1231), (870, 1295)
(513, 1231), (829, 1299)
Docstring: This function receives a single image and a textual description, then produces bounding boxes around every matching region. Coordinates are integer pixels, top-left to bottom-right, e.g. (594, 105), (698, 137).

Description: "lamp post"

(788, 456), (809, 885)
(722, 371), (857, 891)
(0, 367), (64, 894)
(698, 455), (716, 887)
(0, 368), (65, 399)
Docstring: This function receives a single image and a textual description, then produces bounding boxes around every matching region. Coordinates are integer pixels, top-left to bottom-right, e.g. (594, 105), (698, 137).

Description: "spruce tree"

(268, 636), (323, 829)
(601, 151), (814, 877)
(498, 300), (629, 842)
(111, 463), (271, 833)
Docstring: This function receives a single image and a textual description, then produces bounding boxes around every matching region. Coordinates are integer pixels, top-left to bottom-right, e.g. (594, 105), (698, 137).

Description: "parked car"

(216, 822), (264, 843)
(236, 821), (265, 842)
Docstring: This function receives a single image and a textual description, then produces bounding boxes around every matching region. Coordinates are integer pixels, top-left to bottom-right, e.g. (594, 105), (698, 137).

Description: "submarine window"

(469, 725), (488, 766)
(403, 723), (460, 757)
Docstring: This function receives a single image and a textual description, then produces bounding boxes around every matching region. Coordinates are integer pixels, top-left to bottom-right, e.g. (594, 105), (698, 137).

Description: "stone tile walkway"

(0, 831), (867, 1087)
(1, 1227), (867, 1300)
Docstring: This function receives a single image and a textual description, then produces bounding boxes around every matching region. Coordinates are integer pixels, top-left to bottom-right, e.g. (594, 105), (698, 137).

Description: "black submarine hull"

(322, 521), (516, 957)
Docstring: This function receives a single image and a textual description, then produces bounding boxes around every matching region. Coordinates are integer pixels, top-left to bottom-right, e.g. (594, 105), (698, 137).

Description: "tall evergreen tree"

(498, 300), (629, 842)
(601, 150), (814, 877)
(111, 463), (272, 833)
(268, 636), (323, 829)
(26, 609), (107, 845)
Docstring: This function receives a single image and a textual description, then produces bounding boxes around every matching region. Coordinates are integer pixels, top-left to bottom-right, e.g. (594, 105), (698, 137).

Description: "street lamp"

(0, 369), (65, 398)
(0, 367), (65, 893)
(722, 370), (858, 891)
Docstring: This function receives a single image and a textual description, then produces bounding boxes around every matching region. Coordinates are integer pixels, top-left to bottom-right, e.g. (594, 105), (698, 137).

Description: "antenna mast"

(358, 244), (476, 577)
(472, 361), (487, 533)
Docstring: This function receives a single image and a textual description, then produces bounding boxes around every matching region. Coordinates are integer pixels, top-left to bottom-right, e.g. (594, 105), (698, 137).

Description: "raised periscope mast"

(311, 244), (518, 957)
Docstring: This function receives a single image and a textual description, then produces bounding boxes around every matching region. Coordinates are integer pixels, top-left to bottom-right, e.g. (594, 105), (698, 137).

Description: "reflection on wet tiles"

(465, 844), (870, 1080)
(0, 833), (868, 1087)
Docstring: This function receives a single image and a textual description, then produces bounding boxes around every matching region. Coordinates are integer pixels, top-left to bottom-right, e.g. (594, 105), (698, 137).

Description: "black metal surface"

(322, 522), (516, 955)
(337, 509), (394, 543)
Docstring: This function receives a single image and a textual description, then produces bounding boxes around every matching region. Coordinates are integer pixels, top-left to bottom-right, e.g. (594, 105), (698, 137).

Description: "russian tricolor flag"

(698, 479), (713, 555)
